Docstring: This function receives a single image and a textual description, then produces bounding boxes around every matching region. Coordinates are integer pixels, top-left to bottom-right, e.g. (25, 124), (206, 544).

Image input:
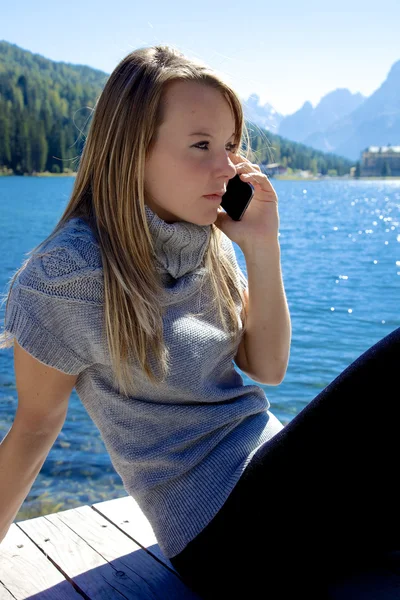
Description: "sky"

(2, 0), (400, 116)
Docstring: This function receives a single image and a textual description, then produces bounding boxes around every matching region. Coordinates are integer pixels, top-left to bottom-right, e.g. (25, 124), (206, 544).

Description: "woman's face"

(144, 80), (237, 225)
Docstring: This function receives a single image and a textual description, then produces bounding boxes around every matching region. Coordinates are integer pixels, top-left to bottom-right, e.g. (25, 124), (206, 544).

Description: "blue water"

(1, 176), (399, 517)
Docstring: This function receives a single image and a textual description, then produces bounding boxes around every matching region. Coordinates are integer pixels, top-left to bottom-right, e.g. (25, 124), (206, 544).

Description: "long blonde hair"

(0, 45), (253, 396)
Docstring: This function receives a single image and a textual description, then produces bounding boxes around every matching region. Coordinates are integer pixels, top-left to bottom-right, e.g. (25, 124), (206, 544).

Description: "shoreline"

(1, 172), (400, 181)
(273, 175), (400, 181)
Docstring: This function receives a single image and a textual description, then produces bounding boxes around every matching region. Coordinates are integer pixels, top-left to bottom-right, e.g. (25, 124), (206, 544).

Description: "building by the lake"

(260, 163), (287, 176)
(360, 145), (400, 177)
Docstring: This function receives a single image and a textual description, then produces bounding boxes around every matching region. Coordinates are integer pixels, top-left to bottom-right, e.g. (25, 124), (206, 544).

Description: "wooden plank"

(58, 504), (201, 599)
(18, 505), (200, 599)
(17, 509), (140, 599)
(0, 523), (81, 599)
(0, 584), (14, 600)
(92, 496), (175, 571)
(92, 496), (156, 548)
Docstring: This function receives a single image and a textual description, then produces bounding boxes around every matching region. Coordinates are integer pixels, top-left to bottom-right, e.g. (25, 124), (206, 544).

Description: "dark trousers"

(170, 327), (400, 599)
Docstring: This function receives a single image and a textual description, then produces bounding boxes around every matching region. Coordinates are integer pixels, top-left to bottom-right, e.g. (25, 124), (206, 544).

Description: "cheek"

(186, 154), (211, 177)
(145, 155), (175, 192)
(145, 151), (209, 200)
(168, 154), (207, 187)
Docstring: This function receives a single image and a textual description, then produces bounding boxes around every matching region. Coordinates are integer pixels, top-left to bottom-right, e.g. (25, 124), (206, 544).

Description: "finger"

(233, 153), (260, 170)
(236, 164), (261, 173)
(234, 162), (254, 174)
(229, 152), (261, 173)
(234, 163), (262, 177)
(229, 151), (254, 165)
(232, 152), (251, 162)
(228, 151), (243, 162)
(239, 172), (277, 197)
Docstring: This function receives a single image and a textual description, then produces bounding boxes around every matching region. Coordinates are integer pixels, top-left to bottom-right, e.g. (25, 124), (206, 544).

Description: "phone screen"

(220, 174), (254, 221)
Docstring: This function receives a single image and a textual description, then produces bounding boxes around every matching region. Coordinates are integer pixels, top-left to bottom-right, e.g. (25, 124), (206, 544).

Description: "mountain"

(278, 101), (314, 143)
(243, 59), (400, 162)
(278, 89), (365, 143)
(304, 60), (400, 160)
(242, 94), (283, 133)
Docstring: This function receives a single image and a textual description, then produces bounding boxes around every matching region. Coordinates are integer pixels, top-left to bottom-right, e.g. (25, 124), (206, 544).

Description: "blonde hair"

(0, 45), (253, 396)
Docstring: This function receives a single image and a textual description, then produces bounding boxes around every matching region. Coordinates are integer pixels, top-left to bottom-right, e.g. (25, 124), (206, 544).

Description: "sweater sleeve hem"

(238, 265), (248, 292)
(5, 298), (89, 376)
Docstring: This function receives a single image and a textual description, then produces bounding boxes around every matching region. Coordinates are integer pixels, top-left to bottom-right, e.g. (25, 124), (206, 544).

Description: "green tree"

(30, 121), (48, 172)
(310, 158), (318, 175)
(319, 158), (327, 175)
(0, 115), (11, 164)
(12, 117), (31, 174)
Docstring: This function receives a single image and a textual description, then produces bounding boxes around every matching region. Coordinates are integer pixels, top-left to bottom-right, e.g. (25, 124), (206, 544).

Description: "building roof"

(367, 146), (400, 153)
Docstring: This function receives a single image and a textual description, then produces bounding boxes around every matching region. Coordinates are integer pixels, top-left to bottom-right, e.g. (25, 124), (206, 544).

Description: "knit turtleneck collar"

(144, 204), (212, 279)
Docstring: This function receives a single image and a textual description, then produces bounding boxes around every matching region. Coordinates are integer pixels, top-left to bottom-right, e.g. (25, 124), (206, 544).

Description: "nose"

(215, 152), (237, 182)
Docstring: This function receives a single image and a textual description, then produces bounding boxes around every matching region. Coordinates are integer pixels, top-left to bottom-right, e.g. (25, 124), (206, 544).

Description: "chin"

(192, 216), (215, 227)
(194, 207), (221, 227)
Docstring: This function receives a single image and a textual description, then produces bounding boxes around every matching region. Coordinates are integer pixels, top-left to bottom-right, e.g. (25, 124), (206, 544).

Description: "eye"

(193, 141), (238, 152)
(193, 141), (209, 151)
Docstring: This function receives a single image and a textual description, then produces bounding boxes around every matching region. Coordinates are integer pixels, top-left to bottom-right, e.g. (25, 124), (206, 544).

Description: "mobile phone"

(220, 174), (254, 221)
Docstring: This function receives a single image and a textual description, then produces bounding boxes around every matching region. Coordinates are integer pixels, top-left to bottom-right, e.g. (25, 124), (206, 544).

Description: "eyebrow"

(189, 131), (236, 138)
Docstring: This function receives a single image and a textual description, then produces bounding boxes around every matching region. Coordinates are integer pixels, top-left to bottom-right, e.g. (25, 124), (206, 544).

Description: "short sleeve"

(220, 232), (248, 293)
(3, 222), (105, 376)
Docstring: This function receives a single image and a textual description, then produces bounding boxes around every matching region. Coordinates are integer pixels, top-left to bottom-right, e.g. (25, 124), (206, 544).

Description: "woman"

(1, 45), (399, 599)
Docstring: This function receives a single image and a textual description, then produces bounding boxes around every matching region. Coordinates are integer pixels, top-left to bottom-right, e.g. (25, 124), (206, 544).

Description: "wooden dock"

(0, 495), (201, 599)
(1, 494), (399, 599)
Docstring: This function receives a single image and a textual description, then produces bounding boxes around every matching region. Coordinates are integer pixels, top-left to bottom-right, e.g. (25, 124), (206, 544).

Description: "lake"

(1, 176), (399, 518)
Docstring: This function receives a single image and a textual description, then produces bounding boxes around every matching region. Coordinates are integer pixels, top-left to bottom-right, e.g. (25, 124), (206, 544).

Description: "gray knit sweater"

(4, 205), (283, 558)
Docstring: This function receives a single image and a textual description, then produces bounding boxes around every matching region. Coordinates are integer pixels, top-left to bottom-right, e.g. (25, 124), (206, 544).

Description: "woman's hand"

(214, 152), (279, 251)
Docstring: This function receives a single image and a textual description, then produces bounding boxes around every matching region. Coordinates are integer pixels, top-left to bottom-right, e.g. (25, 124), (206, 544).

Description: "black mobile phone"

(220, 174), (254, 221)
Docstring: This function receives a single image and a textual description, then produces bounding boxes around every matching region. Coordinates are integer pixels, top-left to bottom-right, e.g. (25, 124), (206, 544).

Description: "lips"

(204, 191), (225, 197)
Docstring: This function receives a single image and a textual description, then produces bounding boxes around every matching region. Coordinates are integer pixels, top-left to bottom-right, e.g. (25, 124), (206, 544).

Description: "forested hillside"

(0, 41), (106, 174)
(246, 122), (353, 175)
(0, 41), (354, 176)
